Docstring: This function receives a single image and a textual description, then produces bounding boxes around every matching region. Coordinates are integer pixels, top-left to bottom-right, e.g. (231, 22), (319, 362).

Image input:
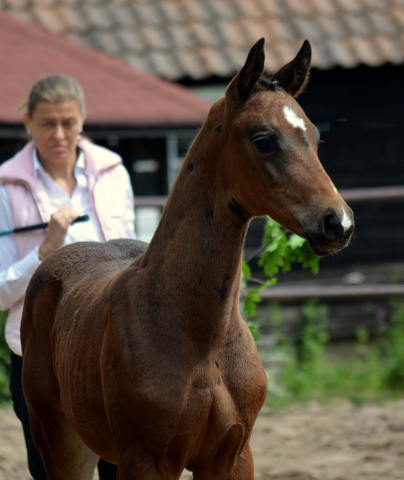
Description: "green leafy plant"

(297, 301), (329, 366)
(378, 299), (404, 390)
(273, 301), (330, 404)
(242, 216), (320, 321)
(266, 299), (404, 409)
(258, 217), (320, 278)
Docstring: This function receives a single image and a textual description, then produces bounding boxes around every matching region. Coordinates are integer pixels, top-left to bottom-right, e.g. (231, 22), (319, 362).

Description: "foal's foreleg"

(29, 408), (99, 480)
(23, 319), (99, 478)
(116, 446), (183, 480)
(230, 443), (255, 480)
(192, 441), (254, 480)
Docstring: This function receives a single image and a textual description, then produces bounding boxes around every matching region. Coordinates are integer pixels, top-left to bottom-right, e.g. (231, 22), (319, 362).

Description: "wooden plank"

(251, 284), (404, 303)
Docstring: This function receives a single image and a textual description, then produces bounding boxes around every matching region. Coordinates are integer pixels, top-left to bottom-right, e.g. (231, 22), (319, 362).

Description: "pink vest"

(0, 139), (135, 355)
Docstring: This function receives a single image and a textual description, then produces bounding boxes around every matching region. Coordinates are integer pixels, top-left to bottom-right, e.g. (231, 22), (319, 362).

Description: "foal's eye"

(253, 136), (277, 154)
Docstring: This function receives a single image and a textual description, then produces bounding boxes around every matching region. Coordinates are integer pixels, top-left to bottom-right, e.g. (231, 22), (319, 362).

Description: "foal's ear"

(270, 40), (311, 98)
(227, 38), (265, 102)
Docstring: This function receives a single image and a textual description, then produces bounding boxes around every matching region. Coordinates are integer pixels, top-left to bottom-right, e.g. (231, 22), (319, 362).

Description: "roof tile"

(344, 13), (375, 36)
(350, 35), (384, 66)
(191, 22), (226, 47)
(244, 0), (272, 17)
(173, 48), (210, 79)
(283, 0), (317, 17)
(141, 23), (175, 50)
(5, 8), (35, 24)
(3, 0), (31, 7)
(182, 0), (212, 22)
(80, 30), (105, 51)
(392, 5), (404, 28)
(95, 30), (124, 56)
(326, 38), (358, 68)
(31, 5), (72, 34)
(148, 49), (185, 79)
(362, 0), (390, 9)
(199, 46), (234, 76)
(108, 3), (139, 28)
(117, 28), (148, 54)
(271, 41), (300, 67)
(170, 23), (201, 49)
(266, 18), (294, 43)
(308, 0), (340, 16)
(69, 4), (93, 33)
(375, 33), (403, 63)
(160, 0), (190, 23)
(82, 4), (116, 29)
(291, 16), (325, 41)
(335, 0), (364, 14)
(208, 0), (243, 19)
(218, 18), (246, 47)
(319, 16), (350, 39)
(124, 52), (155, 73)
(30, 0), (57, 6)
(58, 0), (80, 5)
(80, 0), (107, 5)
(369, 9), (398, 35)
(244, 19), (277, 44)
(132, 1), (166, 25)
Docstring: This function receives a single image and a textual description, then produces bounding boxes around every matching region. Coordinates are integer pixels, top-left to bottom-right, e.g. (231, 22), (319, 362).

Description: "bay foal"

(21, 39), (354, 480)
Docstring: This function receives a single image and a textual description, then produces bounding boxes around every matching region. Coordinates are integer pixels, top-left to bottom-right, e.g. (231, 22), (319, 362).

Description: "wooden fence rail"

(247, 284), (404, 303)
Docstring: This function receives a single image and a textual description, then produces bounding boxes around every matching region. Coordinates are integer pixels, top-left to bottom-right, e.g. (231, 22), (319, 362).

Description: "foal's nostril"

(322, 212), (342, 240)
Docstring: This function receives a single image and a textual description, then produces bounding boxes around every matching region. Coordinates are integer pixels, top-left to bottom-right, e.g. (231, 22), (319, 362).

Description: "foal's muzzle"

(299, 206), (355, 256)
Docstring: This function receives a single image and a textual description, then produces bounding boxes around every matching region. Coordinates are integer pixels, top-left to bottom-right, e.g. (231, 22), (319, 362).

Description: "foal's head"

(204, 38), (354, 256)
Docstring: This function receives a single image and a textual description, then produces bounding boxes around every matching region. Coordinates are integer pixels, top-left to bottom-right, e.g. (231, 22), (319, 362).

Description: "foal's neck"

(140, 151), (250, 322)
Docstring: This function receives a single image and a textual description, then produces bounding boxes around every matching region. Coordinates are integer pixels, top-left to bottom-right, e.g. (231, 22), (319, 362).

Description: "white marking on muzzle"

(283, 106), (306, 131)
(341, 209), (353, 232)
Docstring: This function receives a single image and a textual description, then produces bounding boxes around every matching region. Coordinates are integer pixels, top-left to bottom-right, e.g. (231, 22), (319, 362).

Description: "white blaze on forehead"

(341, 208), (353, 232)
(283, 105), (306, 131)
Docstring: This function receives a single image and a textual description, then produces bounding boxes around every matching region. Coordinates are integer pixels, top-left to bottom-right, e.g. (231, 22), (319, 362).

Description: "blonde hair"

(26, 74), (86, 118)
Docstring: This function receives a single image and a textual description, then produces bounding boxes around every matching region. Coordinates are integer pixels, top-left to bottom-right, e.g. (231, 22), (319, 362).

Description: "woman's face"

(24, 99), (84, 170)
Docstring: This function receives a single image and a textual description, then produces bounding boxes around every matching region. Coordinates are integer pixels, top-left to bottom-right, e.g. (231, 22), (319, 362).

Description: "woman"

(0, 74), (136, 479)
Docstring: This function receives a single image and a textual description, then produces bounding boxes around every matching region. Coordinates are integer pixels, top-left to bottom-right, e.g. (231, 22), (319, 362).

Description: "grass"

(266, 352), (404, 410)
(263, 299), (404, 410)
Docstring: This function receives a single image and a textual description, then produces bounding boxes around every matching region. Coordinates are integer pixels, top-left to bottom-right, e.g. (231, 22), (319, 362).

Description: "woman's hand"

(38, 206), (79, 260)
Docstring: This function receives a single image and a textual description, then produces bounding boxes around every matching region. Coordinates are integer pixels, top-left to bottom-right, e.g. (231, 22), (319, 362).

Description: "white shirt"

(0, 149), (114, 312)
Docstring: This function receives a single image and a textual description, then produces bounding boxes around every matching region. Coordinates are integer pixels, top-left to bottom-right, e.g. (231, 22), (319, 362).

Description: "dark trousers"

(9, 352), (117, 480)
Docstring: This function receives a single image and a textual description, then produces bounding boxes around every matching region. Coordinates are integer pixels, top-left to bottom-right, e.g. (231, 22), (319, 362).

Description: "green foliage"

(297, 301), (329, 366)
(0, 310), (11, 404)
(258, 217), (320, 278)
(245, 320), (260, 341)
(376, 299), (404, 390)
(266, 299), (404, 410)
(242, 216), (320, 327)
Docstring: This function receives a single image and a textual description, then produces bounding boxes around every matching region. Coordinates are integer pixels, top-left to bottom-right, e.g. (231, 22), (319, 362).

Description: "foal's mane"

(258, 76), (278, 91)
(258, 72), (311, 96)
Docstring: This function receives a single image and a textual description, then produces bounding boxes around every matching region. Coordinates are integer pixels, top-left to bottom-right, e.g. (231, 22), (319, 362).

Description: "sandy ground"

(1, 398), (404, 480)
